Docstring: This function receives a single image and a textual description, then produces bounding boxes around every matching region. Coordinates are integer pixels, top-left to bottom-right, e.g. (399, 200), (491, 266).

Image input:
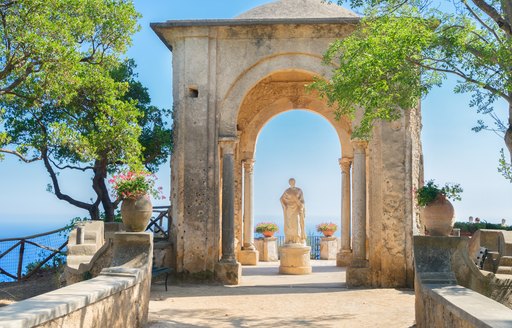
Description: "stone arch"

(219, 53), (348, 139)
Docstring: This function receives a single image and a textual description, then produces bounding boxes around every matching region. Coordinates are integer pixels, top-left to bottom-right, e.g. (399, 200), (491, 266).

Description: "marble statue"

(280, 178), (306, 244)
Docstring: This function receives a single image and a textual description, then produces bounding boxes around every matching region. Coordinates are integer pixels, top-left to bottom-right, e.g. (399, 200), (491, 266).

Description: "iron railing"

(146, 206), (171, 241)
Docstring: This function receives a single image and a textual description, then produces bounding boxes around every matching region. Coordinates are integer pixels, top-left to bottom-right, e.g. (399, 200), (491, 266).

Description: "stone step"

(66, 255), (94, 269)
(496, 266), (512, 275)
(499, 256), (512, 267)
(68, 244), (98, 256)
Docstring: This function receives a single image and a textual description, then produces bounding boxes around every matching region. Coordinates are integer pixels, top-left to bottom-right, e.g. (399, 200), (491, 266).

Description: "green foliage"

(454, 221), (512, 233)
(25, 251), (66, 275)
(255, 222), (279, 233)
(0, 0), (140, 106)
(416, 180), (463, 206)
(498, 148), (512, 183)
(316, 222), (338, 232)
(319, 1), (512, 154)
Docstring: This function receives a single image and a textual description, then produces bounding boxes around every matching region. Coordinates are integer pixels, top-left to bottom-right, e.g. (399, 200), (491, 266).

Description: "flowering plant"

(109, 170), (165, 200)
(255, 222), (279, 233)
(316, 222), (338, 233)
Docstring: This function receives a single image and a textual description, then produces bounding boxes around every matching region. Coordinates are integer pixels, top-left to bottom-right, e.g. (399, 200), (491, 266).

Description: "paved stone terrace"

(147, 261), (415, 327)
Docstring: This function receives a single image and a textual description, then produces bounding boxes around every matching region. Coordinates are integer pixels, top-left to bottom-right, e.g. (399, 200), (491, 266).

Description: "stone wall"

(0, 233), (153, 328)
(414, 236), (512, 328)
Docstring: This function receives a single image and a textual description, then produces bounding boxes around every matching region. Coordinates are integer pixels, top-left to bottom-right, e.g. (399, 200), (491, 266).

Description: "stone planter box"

(255, 237), (278, 261)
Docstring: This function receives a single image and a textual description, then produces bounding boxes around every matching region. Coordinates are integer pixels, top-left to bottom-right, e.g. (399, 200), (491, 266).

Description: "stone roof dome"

(235, 0), (358, 19)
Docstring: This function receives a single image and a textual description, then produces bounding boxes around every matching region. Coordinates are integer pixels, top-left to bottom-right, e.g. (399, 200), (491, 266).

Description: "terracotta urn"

(421, 194), (455, 236)
(121, 194), (153, 232)
(322, 230), (334, 237)
(262, 231), (275, 238)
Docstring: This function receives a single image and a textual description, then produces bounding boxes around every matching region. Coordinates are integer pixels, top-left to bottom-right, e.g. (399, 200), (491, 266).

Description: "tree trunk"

(92, 159), (116, 222)
(506, 104), (512, 163)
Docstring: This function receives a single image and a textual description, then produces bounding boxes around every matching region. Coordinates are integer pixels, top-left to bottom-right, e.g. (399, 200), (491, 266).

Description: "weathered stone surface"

(255, 237), (279, 262)
(279, 245), (312, 275)
(151, 0), (421, 287)
(336, 250), (352, 267)
(320, 237), (338, 260)
(239, 249), (259, 265)
(0, 233), (153, 328)
(215, 261), (242, 285)
(414, 236), (512, 327)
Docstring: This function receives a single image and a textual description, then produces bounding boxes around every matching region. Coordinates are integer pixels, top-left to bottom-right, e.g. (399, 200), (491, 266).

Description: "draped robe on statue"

(280, 183), (306, 244)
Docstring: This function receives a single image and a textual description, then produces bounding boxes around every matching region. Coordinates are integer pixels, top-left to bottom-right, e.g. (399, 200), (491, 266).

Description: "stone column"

(239, 159), (259, 265)
(351, 140), (368, 268)
(215, 137), (241, 284)
(243, 159), (255, 250)
(337, 157), (353, 267)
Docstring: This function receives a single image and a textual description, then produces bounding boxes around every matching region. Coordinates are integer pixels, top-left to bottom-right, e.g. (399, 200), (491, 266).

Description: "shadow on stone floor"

(146, 308), (357, 328)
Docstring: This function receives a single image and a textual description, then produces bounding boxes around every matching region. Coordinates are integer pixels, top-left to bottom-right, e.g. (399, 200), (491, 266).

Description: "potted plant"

(416, 180), (463, 236)
(110, 170), (164, 232)
(255, 222), (279, 238)
(316, 222), (338, 237)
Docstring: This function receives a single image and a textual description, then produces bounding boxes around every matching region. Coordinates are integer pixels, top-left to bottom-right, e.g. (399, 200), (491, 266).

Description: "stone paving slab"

(147, 261), (415, 327)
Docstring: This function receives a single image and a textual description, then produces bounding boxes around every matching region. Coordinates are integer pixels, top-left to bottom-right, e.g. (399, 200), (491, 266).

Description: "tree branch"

(470, 0), (512, 35)
(48, 157), (93, 171)
(412, 59), (511, 102)
(463, 0), (503, 43)
(0, 149), (41, 163)
(42, 148), (97, 211)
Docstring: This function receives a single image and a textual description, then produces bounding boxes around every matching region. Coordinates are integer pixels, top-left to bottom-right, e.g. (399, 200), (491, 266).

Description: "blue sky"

(0, 0), (510, 238)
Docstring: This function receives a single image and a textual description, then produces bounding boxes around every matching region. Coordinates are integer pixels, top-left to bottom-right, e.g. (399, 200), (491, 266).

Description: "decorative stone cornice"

(243, 159), (255, 174)
(218, 136), (239, 155)
(351, 140), (368, 154)
(338, 157), (353, 174)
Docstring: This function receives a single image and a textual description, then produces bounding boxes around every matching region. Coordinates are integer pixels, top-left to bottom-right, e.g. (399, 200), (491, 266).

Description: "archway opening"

(253, 110), (341, 238)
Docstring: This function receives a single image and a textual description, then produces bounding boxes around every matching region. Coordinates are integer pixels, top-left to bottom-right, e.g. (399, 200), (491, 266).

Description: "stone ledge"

(425, 284), (512, 328)
(0, 273), (138, 328)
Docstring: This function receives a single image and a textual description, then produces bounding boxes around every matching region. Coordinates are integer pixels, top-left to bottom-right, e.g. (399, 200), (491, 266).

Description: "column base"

(239, 249), (259, 265)
(279, 244), (312, 275)
(215, 260), (241, 285)
(320, 237), (338, 260)
(347, 259), (369, 287)
(336, 250), (352, 267)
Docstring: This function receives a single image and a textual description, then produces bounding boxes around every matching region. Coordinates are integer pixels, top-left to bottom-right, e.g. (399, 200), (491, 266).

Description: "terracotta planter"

(262, 231), (275, 238)
(322, 230), (335, 237)
(121, 194), (153, 232)
(421, 194), (455, 236)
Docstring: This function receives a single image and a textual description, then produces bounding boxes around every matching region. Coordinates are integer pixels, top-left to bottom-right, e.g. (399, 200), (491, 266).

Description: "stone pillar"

(337, 157), (353, 267)
(239, 159), (259, 265)
(347, 140), (369, 287)
(215, 137), (241, 284)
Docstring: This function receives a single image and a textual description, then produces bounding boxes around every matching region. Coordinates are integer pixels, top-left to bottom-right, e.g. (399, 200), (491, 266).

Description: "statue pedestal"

(279, 244), (312, 275)
(320, 237), (338, 260)
(255, 237), (278, 262)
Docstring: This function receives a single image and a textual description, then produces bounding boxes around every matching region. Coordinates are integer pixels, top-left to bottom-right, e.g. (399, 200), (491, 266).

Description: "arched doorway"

(233, 70), (353, 273)
(153, 2), (421, 287)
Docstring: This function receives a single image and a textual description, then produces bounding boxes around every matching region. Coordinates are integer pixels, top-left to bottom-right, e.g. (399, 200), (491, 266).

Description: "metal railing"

(0, 228), (68, 282)
(145, 206), (171, 241)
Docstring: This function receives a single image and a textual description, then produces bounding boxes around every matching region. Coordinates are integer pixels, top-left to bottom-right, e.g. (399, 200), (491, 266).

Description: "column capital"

(243, 159), (255, 173)
(338, 157), (353, 174)
(351, 139), (368, 153)
(219, 136), (238, 155)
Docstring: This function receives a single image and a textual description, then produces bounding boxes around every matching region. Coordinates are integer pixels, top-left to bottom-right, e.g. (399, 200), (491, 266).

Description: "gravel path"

(147, 261), (416, 327)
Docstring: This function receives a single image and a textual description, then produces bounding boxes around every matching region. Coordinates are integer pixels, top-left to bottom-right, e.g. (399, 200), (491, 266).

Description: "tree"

(0, 0), (140, 108)
(0, 1), (173, 221)
(1, 60), (172, 221)
(314, 0), (512, 168)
